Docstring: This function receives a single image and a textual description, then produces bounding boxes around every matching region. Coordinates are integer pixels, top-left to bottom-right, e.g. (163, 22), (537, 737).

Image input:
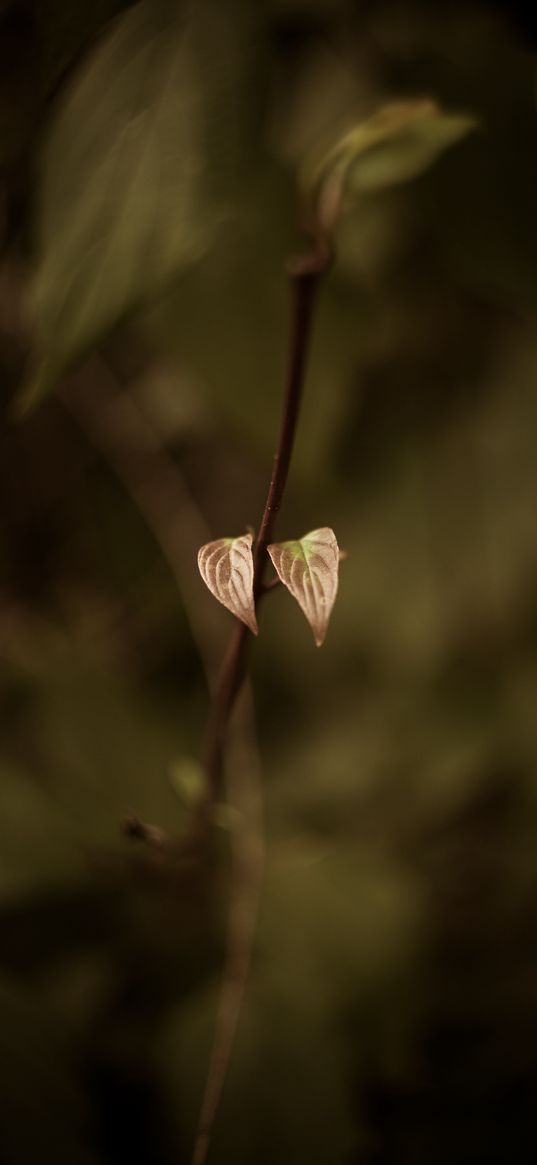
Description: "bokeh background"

(1, 0), (537, 1162)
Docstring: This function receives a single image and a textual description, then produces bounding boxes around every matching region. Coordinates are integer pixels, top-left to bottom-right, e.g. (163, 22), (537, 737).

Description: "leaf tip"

(244, 610), (259, 636)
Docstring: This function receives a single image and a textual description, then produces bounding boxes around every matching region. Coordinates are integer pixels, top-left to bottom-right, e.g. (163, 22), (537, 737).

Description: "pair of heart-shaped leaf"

(197, 528), (339, 646)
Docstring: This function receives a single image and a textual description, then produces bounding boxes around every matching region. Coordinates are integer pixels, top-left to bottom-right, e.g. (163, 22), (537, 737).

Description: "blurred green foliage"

(1, 0), (537, 1162)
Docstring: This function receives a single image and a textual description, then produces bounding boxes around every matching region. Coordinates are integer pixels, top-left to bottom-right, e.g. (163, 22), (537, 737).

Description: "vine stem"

(191, 238), (331, 1165)
(201, 248), (330, 809)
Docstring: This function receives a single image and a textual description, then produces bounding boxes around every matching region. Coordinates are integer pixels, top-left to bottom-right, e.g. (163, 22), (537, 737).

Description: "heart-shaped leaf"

(198, 533), (257, 635)
(268, 528), (339, 647)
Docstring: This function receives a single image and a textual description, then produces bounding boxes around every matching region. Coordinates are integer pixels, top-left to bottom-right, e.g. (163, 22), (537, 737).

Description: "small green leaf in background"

(17, 0), (240, 415)
(198, 533), (258, 634)
(268, 527), (340, 647)
(169, 757), (207, 809)
(308, 98), (478, 232)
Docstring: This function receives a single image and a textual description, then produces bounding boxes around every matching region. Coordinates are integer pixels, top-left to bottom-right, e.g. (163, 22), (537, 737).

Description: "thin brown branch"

(191, 685), (264, 1165)
(190, 236), (330, 1165)
(201, 252), (330, 810)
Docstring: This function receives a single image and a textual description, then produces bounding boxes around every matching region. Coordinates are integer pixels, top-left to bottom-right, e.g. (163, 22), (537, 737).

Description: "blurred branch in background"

(59, 360), (265, 1165)
(58, 358), (226, 689)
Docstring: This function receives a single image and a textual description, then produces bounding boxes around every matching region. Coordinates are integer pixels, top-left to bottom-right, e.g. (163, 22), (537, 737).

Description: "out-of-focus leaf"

(169, 757), (207, 808)
(17, 0), (241, 415)
(198, 533), (258, 634)
(268, 527), (339, 646)
(309, 99), (478, 230)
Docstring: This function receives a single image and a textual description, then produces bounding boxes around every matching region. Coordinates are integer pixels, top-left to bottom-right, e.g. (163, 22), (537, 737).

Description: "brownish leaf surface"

(198, 533), (258, 634)
(268, 527), (339, 646)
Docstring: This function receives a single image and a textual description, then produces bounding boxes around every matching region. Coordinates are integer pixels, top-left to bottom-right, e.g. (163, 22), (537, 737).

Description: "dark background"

(1, 1), (536, 1162)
